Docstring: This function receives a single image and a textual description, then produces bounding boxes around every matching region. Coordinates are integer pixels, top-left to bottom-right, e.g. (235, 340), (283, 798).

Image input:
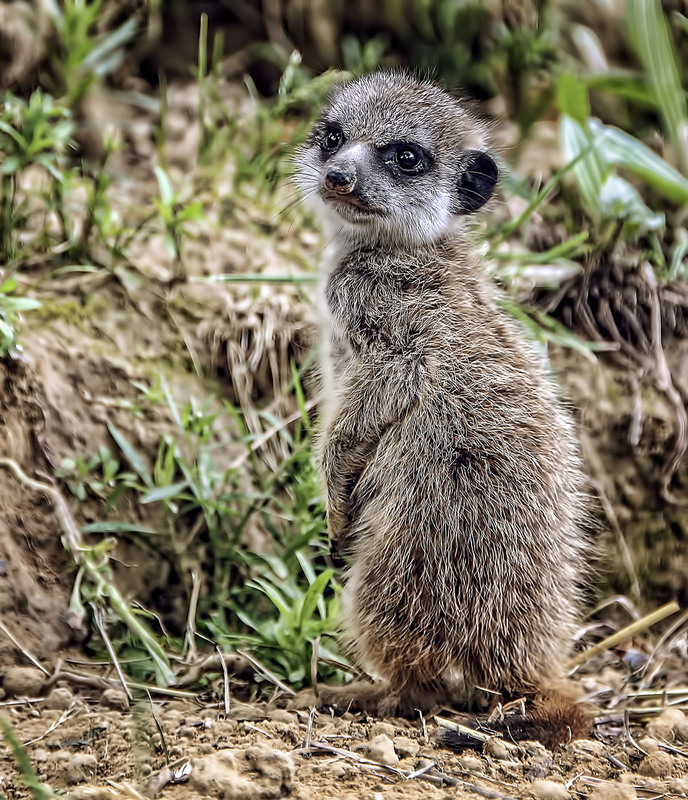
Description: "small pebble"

(369, 722), (396, 739)
(521, 742), (548, 757)
(66, 753), (98, 785)
(525, 755), (552, 781)
(638, 752), (673, 778)
(33, 748), (49, 763)
(190, 751), (246, 797)
(589, 782), (637, 800)
(393, 735), (419, 759)
(244, 744), (295, 788)
(653, 708), (685, 727)
(45, 687), (74, 710)
(2, 667), (46, 697)
(669, 778), (688, 796)
(676, 719), (688, 743)
(525, 779), (570, 800)
(459, 755), (483, 772)
(648, 708), (687, 743)
(572, 739), (606, 757)
(99, 688), (129, 711)
(359, 734), (399, 767)
(314, 761), (348, 778)
(647, 721), (674, 742)
(484, 737), (511, 760)
(163, 710), (184, 727)
(268, 709), (295, 724)
(637, 737), (660, 754)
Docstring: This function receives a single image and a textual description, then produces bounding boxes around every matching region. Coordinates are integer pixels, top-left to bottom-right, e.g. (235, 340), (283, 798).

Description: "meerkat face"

(296, 72), (498, 247)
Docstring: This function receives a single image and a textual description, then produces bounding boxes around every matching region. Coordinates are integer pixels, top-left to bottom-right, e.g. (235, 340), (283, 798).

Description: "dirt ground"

(1, 69), (688, 797)
(1, 660), (688, 799)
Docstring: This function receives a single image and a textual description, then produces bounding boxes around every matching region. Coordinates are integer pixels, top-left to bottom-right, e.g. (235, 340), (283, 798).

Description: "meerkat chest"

(324, 262), (417, 357)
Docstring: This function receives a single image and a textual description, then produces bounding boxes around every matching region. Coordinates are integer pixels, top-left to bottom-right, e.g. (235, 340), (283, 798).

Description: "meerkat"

(295, 71), (588, 733)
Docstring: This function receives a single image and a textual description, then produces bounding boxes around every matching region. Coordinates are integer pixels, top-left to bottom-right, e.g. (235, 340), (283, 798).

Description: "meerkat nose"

(325, 169), (356, 194)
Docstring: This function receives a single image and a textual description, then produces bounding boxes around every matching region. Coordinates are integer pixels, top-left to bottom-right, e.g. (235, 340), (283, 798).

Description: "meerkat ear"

(455, 150), (498, 214)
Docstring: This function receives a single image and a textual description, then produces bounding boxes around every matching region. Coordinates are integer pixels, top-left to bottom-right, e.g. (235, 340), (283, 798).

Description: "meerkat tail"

(438, 689), (592, 751)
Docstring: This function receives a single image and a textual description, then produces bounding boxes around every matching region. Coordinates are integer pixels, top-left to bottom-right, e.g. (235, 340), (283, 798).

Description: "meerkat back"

(296, 71), (587, 718)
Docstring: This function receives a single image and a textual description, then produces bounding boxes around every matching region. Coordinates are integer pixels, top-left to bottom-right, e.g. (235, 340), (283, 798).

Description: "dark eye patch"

(321, 125), (344, 154)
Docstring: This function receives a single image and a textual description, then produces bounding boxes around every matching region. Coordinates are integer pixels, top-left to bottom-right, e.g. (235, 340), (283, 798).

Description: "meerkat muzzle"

(325, 169), (356, 194)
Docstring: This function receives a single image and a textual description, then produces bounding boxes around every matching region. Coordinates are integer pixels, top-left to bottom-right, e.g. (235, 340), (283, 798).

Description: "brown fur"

(439, 691), (591, 751)
(297, 72), (587, 727)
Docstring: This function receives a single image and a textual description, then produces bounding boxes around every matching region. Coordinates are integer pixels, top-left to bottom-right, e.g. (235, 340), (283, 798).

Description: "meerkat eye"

(392, 144), (425, 175)
(321, 127), (344, 153)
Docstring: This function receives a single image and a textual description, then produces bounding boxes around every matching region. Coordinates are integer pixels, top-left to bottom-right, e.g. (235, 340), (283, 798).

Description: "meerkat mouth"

(320, 189), (383, 219)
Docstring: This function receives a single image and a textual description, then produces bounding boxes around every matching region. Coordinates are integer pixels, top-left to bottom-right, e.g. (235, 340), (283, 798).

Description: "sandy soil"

(1, 664), (688, 799)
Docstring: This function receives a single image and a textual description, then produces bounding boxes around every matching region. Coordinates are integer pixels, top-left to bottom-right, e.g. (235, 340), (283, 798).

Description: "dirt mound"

(0, 358), (71, 665)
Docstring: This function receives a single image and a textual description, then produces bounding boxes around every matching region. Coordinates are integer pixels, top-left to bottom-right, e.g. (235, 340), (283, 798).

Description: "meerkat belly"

(349, 381), (564, 531)
(345, 392), (576, 620)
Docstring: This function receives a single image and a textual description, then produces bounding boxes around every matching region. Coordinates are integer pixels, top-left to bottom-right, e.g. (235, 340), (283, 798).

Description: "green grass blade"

(491, 141), (597, 243)
(140, 481), (190, 505)
(250, 578), (293, 622)
(627, 0), (688, 174)
(557, 73), (590, 124)
(668, 229), (688, 281)
(560, 115), (608, 219)
(500, 298), (600, 362)
(598, 173), (664, 229)
(81, 17), (139, 73)
(80, 522), (159, 534)
(595, 123), (688, 203)
(300, 569), (334, 627)
(0, 717), (52, 800)
(154, 166), (174, 208)
(107, 422), (153, 488)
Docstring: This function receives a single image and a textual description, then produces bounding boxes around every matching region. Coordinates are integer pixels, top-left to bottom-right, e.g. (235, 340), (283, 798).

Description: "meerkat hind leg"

(316, 677), (453, 718)
(316, 680), (389, 715)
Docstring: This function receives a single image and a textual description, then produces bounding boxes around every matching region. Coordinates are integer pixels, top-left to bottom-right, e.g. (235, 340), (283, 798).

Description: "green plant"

(627, 0), (688, 175)
(193, 32), (343, 210)
(154, 166), (205, 278)
(219, 557), (344, 687)
(52, 367), (341, 692)
(0, 91), (73, 262)
(44, 0), (140, 107)
(558, 74), (688, 234)
(0, 277), (40, 358)
(56, 444), (139, 507)
(341, 34), (389, 75)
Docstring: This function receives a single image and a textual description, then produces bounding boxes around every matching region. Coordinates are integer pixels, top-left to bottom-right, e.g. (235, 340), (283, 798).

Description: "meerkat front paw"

(326, 497), (351, 558)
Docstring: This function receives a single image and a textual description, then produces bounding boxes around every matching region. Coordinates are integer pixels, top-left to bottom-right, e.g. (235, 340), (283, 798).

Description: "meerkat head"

(296, 71), (498, 248)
